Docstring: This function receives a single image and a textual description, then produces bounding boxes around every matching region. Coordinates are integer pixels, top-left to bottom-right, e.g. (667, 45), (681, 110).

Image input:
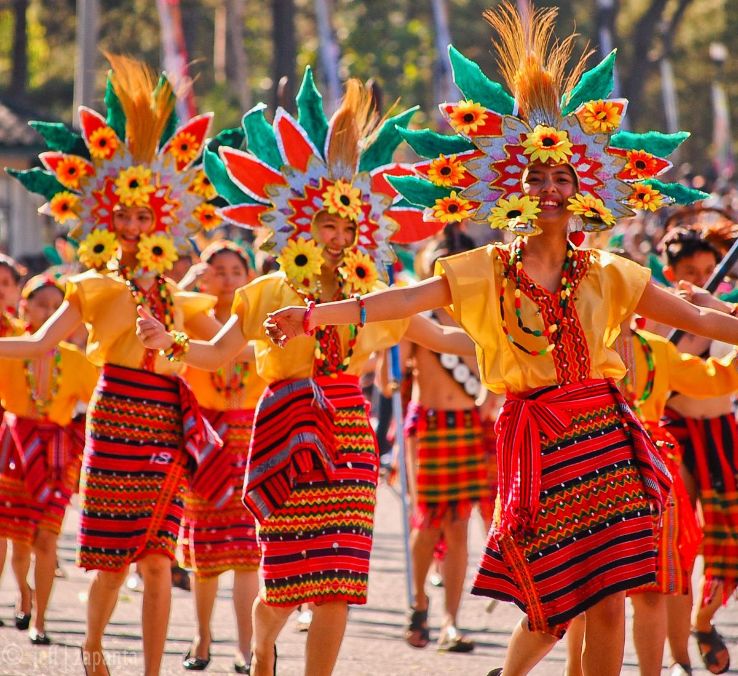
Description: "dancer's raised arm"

(0, 301), (81, 359)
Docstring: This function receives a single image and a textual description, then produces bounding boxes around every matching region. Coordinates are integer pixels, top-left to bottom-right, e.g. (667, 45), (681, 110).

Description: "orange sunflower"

(621, 150), (662, 180)
(432, 191), (473, 224)
(49, 192), (80, 223)
(194, 203), (222, 231)
(87, 126), (119, 160)
(448, 100), (488, 136)
(567, 193), (616, 227)
(168, 131), (200, 166)
(577, 100), (623, 134)
(427, 155), (466, 187)
(521, 126), (573, 165)
(341, 249), (379, 295)
(628, 183), (663, 212)
(54, 155), (90, 190)
(322, 179), (363, 221)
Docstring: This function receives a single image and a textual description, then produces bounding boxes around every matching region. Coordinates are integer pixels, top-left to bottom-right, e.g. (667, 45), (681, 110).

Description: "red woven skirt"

(77, 364), (189, 571)
(181, 407), (259, 578)
(0, 415), (83, 543)
(662, 409), (738, 604)
(405, 403), (493, 528)
(256, 375), (378, 607)
(473, 379), (665, 636)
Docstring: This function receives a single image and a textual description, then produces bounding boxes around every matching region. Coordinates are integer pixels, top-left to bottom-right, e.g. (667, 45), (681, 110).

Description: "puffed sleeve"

(597, 251), (652, 329)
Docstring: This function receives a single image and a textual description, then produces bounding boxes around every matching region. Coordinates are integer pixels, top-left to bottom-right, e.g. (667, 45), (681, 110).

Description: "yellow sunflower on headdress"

(114, 166), (157, 207)
(448, 100), (488, 136)
(628, 183), (664, 212)
(341, 249), (379, 295)
(488, 195), (541, 231)
(55, 156), (90, 190)
(78, 229), (119, 269)
(567, 193), (616, 227)
(577, 100), (622, 134)
(427, 155), (466, 187)
(522, 126), (573, 165)
(49, 191), (80, 223)
(137, 233), (178, 274)
(432, 191), (473, 224)
(189, 170), (217, 200)
(193, 203), (222, 231)
(87, 126), (119, 160)
(168, 130), (200, 165)
(277, 237), (324, 286)
(322, 179), (363, 222)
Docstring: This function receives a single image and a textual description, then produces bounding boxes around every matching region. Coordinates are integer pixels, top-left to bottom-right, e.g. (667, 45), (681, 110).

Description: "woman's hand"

(178, 261), (211, 291)
(264, 306), (308, 346)
(676, 280), (733, 313)
(136, 306), (175, 350)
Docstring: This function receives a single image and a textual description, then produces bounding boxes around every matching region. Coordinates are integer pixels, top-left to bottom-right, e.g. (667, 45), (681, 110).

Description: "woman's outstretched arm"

(266, 276), (452, 344)
(0, 301), (82, 359)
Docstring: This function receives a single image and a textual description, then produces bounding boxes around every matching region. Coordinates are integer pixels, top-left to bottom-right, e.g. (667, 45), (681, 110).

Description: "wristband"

(303, 300), (316, 336)
(159, 331), (190, 361)
(354, 294), (366, 327)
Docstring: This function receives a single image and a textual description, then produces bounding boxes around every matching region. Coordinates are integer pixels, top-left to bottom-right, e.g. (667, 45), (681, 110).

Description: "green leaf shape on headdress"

(242, 103), (282, 170)
(359, 106), (417, 173)
(296, 66), (328, 154)
(387, 174), (453, 208)
(203, 145), (259, 206)
(29, 121), (89, 157)
(561, 50), (616, 116)
(610, 130), (690, 158)
(396, 127), (474, 159)
(448, 45), (515, 115)
(104, 76), (126, 141)
(6, 167), (67, 201)
(157, 74), (179, 146)
(212, 126), (246, 150)
(642, 179), (708, 205)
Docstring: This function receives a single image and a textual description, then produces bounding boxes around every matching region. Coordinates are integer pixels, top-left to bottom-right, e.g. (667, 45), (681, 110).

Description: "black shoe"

(15, 612), (31, 631)
(183, 648), (211, 671)
(29, 627), (51, 645)
(234, 656), (250, 674)
(487, 669), (503, 676)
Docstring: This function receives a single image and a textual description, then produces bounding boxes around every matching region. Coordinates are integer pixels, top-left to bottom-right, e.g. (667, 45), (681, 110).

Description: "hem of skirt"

(701, 573), (738, 606)
(259, 592), (368, 608)
(77, 546), (175, 573)
(191, 563), (260, 579)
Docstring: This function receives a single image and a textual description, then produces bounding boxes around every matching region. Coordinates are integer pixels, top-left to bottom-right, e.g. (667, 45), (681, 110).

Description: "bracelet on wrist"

(354, 294), (366, 327)
(159, 331), (191, 362)
(303, 300), (316, 336)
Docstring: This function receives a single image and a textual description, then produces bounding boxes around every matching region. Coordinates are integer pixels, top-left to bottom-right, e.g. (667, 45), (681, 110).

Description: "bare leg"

(0, 538), (7, 581)
(502, 617), (558, 675)
(10, 540), (32, 616)
(564, 614), (585, 676)
(667, 591), (693, 667)
(305, 601), (348, 676)
(251, 597), (292, 676)
(83, 567), (128, 676)
(693, 577), (724, 632)
(232, 570), (259, 662)
(138, 553), (173, 676)
(439, 516), (469, 634)
(31, 529), (59, 633)
(582, 592), (626, 676)
(631, 592), (666, 676)
(190, 574), (218, 659)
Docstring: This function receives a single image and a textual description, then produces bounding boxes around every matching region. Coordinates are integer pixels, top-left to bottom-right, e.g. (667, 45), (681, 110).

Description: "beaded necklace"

(24, 349), (62, 417)
(618, 330), (656, 413)
(499, 239), (574, 356)
(210, 362), (249, 401)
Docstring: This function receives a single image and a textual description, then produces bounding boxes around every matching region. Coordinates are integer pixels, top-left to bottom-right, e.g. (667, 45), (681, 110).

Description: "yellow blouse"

(436, 244), (651, 394)
(0, 341), (99, 425)
(186, 362), (268, 410)
(65, 270), (216, 376)
(627, 330), (738, 422)
(232, 273), (409, 382)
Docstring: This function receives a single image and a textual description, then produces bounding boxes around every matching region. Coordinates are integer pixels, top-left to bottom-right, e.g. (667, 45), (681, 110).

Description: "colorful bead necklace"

(498, 238), (574, 356)
(210, 361), (249, 400)
(24, 349), (62, 417)
(619, 330), (656, 413)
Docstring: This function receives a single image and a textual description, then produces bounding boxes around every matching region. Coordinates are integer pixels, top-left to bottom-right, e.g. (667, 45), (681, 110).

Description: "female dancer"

(262, 4), (738, 674)
(137, 73), (475, 676)
(0, 274), (97, 644)
(181, 240), (265, 673)
(4, 55), (221, 675)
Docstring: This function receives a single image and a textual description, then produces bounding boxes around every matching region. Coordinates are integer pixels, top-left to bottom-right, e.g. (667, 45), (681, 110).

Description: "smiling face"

(112, 205), (155, 254)
(522, 162), (578, 230)
(312, 210), (358, 269)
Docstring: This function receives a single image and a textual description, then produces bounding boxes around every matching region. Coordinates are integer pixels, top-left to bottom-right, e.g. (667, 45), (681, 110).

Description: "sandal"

(437, 625), (474, 653)
(183, 646), (211, 671)
(669, 664), (692, 676)
(405, 605), (430, 648)
(692, 626), (730, 674)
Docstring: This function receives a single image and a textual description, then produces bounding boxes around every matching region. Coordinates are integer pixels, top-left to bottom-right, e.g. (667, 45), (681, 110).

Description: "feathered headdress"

(204, 68), (440, 296)
(390, 1), (707, 236)
(7, 54), (217, 274)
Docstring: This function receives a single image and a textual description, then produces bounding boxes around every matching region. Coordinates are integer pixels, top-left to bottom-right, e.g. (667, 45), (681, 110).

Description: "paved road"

(0, 484), (736, 675)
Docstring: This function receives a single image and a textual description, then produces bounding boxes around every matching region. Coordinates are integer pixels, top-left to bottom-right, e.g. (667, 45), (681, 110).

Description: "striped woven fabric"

(77, 365), (190, 571)
(662, 409), (738, 604)
(0, 415), (83, 543)
(257, 375), (378, 607)
(405, 402), (493, 528)
(472, 378), (662, 636)
(182, 407), (260, 578)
